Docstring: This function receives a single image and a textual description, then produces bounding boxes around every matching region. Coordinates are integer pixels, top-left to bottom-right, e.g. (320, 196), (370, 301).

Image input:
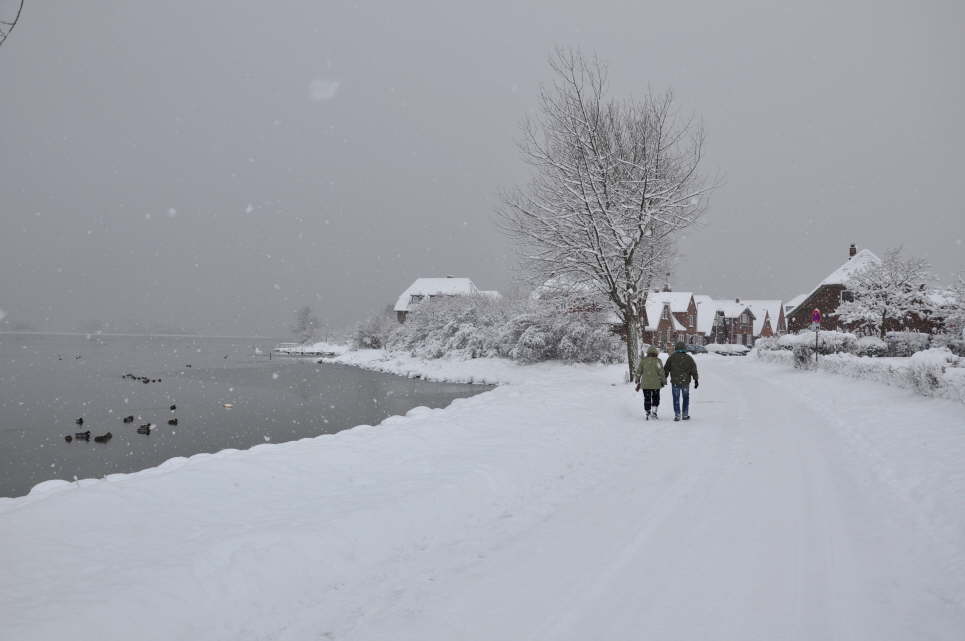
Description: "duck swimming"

(74, 430), (91, 441)
(93, 432), (112, 443)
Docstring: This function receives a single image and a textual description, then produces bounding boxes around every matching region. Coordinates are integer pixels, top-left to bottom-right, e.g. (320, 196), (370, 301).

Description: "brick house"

(786, 245), (881, 332)
(742, 300), (787, 339)
(642, 299), (687, 351)
(644, 292), (701, 346)
(707, 300), (757, 346)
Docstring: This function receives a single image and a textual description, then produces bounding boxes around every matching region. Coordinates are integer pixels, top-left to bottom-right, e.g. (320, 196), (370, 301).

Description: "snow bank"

(320, 347), (569, 385)
(756, 347), (965, 403)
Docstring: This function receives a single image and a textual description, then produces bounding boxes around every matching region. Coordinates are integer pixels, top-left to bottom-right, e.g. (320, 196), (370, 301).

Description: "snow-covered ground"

(2, 354), (964, 640)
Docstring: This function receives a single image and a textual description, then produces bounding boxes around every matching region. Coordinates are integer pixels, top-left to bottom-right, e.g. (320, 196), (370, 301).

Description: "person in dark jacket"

(664, 341), (699, 421)
(634, 346), (666, 420)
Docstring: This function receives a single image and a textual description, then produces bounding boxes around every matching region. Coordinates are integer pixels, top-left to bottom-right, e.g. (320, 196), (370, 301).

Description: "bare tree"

(0, 1), (24, 48)
(835, 248), (934, 339)
(498, 48), (714, 376)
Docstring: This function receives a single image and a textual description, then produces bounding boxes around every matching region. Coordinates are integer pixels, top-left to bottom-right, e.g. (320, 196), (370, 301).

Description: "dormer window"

(841, 290), (854, 302)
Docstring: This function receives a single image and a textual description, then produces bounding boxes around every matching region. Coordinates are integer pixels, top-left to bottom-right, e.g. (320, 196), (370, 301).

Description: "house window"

(662, 307), (670, 320)
(409, 295), (424, 305)
(741, 312), (749, 324)
(842, 291), (854, 302)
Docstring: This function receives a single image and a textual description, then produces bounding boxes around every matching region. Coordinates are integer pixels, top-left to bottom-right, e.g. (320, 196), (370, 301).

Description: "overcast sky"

(1, 0), (962, 336)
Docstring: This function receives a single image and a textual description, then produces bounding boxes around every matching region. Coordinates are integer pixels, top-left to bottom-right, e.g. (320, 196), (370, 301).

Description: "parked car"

(685, 344), (708, 354)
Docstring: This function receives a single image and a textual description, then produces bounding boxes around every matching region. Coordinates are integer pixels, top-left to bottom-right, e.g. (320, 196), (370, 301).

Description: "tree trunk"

(625, 313), (641, 380)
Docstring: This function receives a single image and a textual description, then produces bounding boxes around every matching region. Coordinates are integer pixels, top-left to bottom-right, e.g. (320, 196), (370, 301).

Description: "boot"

(651, 408), (658, 420)
(683, 414), (690, 421)
(674, 415), (680, 422)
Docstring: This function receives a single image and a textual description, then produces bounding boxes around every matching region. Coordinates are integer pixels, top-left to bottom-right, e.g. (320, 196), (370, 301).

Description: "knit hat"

(674, 341), (686, 352)
(647, 346), (659, 356)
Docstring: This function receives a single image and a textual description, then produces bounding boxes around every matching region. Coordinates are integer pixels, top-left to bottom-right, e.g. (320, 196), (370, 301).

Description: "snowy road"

(2, 356), (964, 640)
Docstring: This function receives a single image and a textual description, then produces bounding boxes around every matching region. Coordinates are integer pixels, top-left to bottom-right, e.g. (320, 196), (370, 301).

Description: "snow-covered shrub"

(931, 333), (965, 357)
(496, 302), (622, 363)
(885, 331), (930, 357)
(904, 348), (961, 395)
(753, 337), (781, 352)
(778, 330), (857, 354)
(352, 311), (398, 349)
(387, 295), (505, 359)
(854, 336), (888, 357)
(792, 344), (815, 369)
(383, 295), (623, 363)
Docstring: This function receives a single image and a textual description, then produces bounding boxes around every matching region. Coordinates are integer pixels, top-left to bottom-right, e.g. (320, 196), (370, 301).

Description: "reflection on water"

(0, 334), (492, 498)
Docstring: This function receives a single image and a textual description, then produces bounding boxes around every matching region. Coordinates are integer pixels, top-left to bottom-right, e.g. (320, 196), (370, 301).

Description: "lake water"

(0, 334), (492, 498)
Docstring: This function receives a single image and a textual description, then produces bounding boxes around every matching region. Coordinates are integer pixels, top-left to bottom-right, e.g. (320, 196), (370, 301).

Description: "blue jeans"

(671, 384), (690, 417)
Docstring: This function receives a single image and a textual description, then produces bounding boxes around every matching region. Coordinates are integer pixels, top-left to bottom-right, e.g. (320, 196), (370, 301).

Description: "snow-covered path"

(2, 356), (964, 640)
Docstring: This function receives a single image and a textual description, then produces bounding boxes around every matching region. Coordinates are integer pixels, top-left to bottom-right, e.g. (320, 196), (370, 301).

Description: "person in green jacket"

(664, 341), (699, 421)
(634, 346), (666, 420)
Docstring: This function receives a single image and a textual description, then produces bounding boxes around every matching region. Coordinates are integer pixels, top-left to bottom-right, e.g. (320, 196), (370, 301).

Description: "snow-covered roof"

(646, 291), (694, 313)
(394, 277), (480, 312)
(713, 300), (752, 319)
(791, 248), (882, 318)
(643, 299), (685, 331)
(741, 300), (783, 336)
(785, 293), (807, 311)
(820, 249), (881, 286)
(479, 290), (503, 300)
(693, 295), (716, 334)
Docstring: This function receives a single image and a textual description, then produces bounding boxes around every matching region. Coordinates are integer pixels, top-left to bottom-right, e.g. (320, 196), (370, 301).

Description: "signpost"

(810, 309), (822, 364)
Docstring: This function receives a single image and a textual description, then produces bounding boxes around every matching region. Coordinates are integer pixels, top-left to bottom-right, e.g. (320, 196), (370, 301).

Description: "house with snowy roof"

(786, 244), (881, 332)
(741, 300), (787, 339)
(641, 291), (700, 349)
(704, 299), (756, 346)
(394, 277), (497, 323)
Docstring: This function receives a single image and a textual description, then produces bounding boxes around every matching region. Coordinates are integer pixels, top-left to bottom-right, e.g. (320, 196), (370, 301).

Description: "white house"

(393, 277), (496, 323)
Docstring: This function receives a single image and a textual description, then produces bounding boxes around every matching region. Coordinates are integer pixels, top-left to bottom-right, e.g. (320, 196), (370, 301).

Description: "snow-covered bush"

(753, 337), (781, 352)
(884, 331), (931, 357)
(792, 344), (815, 369)
(387, 295), (504, 359)
(854, 336), (888, 357)
(932, 333), (965, 357)
(382, 295), (623, 364)
(904, 348), (961, 395)
(778, 330), (857, 354)
(352, 311), (398, 349)
(496, 303), (623, 363)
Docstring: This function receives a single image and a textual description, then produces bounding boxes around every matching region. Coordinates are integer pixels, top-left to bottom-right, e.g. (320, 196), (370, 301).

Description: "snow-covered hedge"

(773, 330), (858, 354)
(932, 333), (965, 357)
(884, 331), (931, 357)
(378, 295), (623, 364)
(854, 336), (888, 357)
(756, 346), (965, 402)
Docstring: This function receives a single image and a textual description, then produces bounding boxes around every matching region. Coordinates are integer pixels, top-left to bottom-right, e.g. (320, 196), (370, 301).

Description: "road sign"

(811, 308), (822, 324)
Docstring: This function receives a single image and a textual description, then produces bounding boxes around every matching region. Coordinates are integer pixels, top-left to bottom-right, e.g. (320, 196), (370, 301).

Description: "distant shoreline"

(0, 331), (280, 340)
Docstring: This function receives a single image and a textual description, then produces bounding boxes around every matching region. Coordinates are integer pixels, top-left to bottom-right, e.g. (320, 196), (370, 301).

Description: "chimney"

(849, 243), (857, 259)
